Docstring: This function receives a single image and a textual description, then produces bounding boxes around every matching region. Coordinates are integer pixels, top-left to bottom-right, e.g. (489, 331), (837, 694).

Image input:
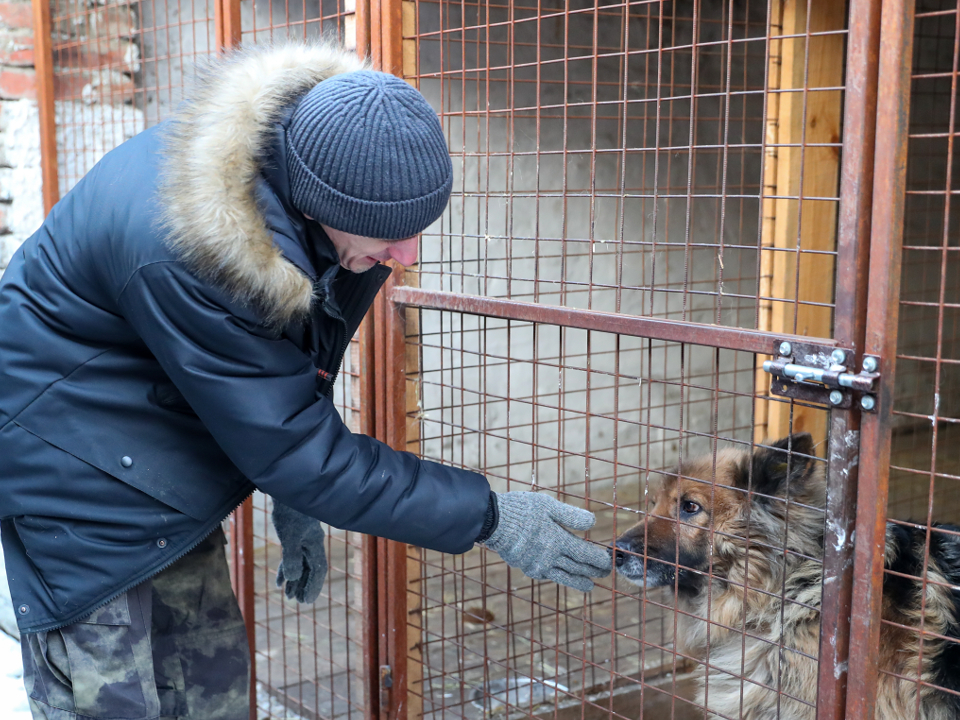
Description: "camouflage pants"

(21, 527), (250, 720)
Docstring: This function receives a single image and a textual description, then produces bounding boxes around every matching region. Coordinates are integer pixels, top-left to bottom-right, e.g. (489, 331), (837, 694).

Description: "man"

(0, 42), (611, 720)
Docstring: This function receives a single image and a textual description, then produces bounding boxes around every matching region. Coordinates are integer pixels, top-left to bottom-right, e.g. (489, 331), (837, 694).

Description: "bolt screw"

(861, 395), (876, 411)
(863, 356), (878, 373)
(779, 341), (792, 356)
(831, 349), (847, 365)
(829, 390), (844, 406)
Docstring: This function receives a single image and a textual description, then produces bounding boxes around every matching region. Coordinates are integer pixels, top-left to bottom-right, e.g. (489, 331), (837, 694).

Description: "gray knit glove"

(481, 492), (611, 592)
(272, 501), (327, 603)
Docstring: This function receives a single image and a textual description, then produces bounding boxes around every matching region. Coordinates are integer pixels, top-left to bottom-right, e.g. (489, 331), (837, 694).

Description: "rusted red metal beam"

(359, 315), (382, 720)
(214, 0), (241, 53)
(355, 0), (372, 61)
(372, 264), (414, 720)
(215, 5), (252, 715)
(391, 286), (842, 356)
(845, 0), (915, 717)
(228, 497), (257, 720)
(31, 0), (59, 214)
(815, 0), (883, 716)
(371, 5), (415, 718)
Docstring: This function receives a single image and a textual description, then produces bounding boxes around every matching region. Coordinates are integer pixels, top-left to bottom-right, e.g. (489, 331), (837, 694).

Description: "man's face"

(321, 224), (419, 273)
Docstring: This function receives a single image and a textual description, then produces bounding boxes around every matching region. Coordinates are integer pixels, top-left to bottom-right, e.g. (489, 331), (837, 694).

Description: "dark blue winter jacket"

(0, 45), (490, 633)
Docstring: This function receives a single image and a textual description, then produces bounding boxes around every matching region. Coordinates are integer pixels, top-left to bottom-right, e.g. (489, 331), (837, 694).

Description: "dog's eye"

(681, 500), (701, 515)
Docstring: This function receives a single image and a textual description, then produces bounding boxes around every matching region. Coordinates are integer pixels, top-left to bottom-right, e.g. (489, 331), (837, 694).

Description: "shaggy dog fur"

(614, 433), (960, 720)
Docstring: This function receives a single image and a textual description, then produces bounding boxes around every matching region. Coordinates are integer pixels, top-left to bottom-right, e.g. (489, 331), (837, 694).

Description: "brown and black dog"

(614, 433), (960, 720)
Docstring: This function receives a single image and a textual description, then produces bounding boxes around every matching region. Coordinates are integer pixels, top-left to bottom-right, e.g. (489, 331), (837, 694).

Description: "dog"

(613, 432), (960, 720)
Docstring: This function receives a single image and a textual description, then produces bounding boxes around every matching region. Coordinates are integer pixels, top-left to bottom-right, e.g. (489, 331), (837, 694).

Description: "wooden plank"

(757, 0), (845, 445)
(31, 0), (59, 213)
(401, 1), (417, 85)
(755, 0), (784, 440)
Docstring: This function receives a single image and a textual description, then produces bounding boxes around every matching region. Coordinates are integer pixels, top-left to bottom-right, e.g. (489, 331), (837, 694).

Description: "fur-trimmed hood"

(158, 42), (367, 325)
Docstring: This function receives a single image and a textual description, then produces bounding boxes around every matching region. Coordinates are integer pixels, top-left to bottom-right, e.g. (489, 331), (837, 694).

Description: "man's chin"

(343, 258), (378, 273)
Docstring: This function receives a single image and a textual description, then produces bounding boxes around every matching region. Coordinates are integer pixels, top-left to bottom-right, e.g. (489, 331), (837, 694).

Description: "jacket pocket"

(13, 351), (247, 522)
(14, 421), (224, 522)
(150, 382), (197, 416)
(78, 593), (131, 626)
(22, 589), (154, 719)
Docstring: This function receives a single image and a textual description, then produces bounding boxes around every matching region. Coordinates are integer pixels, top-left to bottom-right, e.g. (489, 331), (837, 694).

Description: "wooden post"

(756, 0), (845, 444)
(755, 0), (783, 440)
(31, 0), (59, 214)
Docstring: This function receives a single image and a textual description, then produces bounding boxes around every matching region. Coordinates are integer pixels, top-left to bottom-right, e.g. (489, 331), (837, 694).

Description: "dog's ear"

(736, 432), (817, 498)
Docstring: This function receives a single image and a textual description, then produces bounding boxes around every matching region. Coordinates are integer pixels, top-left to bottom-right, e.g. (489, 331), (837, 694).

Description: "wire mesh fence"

(46, 1), (371, 717)
(401, 2), (845, 716)
(880, 1), (960, 715)
(29, 0), (960, 718)
(407, 312), (795, 720)
(48, 0), (205, 193)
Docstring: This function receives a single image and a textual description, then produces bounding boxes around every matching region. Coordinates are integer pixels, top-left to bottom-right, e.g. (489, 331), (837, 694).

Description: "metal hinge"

(762, 341), (880, 412)
(379, 665), (393, 709)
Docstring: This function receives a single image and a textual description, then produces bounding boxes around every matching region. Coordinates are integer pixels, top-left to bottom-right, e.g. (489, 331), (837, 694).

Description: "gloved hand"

(271, 501), (327, 603)
(481, 492), (611, 592)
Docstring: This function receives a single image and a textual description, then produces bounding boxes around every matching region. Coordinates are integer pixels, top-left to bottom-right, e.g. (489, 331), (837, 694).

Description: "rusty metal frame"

(372, 266), (414, 720)
(386, 2), (886, 719)
(815, 0), (884, 717)
(213, 1), (255, 716)
(30, 0), (59, 214)
(215, 0), (242, 51)
(391, 286), (844, 355)
(27, 0), (919, 716)
(846, 0), (916, 718)
(366, 5), (424, 720)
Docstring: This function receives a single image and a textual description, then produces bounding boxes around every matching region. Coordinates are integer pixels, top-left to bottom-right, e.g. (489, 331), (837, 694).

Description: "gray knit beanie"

(286, 71), (453, 240)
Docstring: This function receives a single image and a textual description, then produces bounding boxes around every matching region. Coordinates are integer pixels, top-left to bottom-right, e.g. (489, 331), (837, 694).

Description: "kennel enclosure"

(20, 0), (960, 718)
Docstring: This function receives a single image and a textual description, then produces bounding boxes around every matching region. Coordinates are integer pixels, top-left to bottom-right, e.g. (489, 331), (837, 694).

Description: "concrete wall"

(414, 0), (767, 498)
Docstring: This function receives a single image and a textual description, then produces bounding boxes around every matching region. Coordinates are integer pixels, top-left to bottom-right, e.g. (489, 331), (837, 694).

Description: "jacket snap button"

(18, 604), (29, 615)
(120, 456), (133, 468)
(157, 538), (167, 549)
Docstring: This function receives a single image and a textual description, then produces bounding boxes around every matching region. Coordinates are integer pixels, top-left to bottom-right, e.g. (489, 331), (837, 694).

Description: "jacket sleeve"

(117, 260), (490, 554)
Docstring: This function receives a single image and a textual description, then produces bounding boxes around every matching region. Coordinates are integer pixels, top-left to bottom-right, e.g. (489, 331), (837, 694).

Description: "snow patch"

(0, 632), (31, 719)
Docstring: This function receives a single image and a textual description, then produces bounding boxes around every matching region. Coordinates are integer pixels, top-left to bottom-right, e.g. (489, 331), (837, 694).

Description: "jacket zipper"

(321, 299), (349, 399)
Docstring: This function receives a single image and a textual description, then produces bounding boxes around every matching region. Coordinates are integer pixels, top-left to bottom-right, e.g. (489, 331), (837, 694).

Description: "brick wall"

(0, 0), (43, 272)
(0, 0), (145, 273)
(53, 0), (144, 190)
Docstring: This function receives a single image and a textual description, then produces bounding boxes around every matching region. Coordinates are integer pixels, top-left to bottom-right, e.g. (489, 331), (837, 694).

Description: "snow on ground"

(256, 684), (308, 720)
(0, 631), (32, 719)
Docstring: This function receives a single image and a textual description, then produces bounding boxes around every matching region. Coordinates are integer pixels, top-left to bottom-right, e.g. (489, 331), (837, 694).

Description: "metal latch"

(379, 665), (393, 709)
(762, 341), (880, 412)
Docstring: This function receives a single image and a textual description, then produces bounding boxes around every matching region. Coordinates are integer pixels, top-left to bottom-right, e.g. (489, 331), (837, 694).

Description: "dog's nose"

(611, 545), (626, 567)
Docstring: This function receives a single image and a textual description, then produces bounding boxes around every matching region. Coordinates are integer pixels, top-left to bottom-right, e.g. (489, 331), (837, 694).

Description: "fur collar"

(157, 42), (366, 325)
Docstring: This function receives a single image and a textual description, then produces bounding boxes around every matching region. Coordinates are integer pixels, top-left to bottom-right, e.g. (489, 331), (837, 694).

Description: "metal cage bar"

(29, 1), (957, 719)
(847, 0), (916, 718)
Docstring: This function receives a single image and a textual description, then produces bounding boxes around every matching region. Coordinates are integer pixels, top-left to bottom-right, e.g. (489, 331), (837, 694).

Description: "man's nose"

(388, 237), (419, 267)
